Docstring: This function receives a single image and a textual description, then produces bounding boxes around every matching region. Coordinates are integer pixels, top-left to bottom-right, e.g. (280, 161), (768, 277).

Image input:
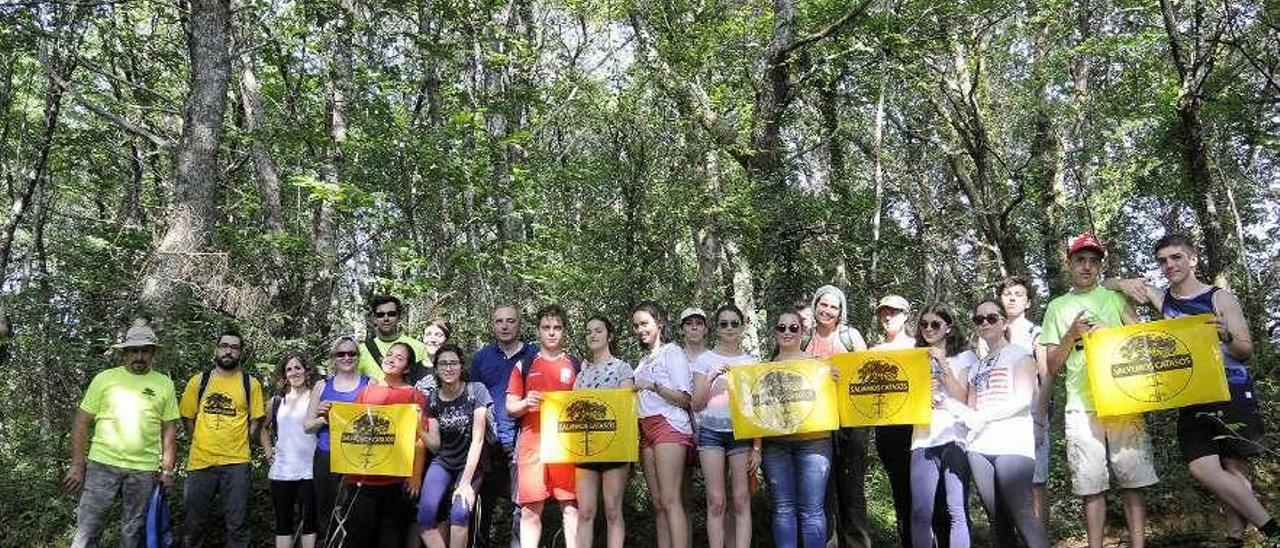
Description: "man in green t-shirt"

(65, 321), (179, 548)
(1039, 234), (1156, 548)
(357, 294), (428, 381)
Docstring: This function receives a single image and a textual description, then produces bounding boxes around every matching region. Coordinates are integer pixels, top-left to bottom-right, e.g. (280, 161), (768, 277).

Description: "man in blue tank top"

(1107, 233), (1278, 546)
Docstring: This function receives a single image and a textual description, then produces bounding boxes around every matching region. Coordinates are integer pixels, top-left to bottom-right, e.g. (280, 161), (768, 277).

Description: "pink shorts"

(640, 416), (694, 449)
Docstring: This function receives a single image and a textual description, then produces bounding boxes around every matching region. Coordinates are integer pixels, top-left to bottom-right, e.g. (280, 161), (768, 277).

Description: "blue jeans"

(762, 437), (832, 548)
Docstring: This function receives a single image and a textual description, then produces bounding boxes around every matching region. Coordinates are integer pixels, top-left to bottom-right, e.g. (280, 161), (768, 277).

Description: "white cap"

(678, 307), (707, 324)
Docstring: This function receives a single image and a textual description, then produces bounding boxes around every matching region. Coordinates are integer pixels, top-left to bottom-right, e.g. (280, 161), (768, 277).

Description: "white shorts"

(1064, 410), (1158, 496)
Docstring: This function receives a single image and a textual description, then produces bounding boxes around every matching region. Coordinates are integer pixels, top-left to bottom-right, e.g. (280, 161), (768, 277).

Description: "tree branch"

(777, 0), (875, 60)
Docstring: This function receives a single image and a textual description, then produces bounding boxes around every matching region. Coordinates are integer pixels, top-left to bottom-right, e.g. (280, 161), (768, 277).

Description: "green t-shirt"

(79, 366), (180, 471)
(356, 333), (428, 381)
(1039, 285), (1128, 412)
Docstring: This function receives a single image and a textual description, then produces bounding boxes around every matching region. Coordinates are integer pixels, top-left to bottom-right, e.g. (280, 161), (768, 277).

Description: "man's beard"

(215, 355), (239, 370)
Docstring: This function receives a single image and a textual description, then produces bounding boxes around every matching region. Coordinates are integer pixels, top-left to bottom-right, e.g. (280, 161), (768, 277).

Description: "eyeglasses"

(436, 360), (462, 369)
(718, 320), (741, 329)
(971, 313), (1003, 326)
(373, 310), (399, 319)
(774, 324), (801, 334)
(919, 320), (946, 331)
(331, 351), (357, 359)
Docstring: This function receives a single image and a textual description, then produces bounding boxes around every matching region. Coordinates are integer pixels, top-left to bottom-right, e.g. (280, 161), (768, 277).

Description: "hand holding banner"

(1083, 314), (1229, 417)
(540, 389), (639, 464)
(727, 359), (839, 439)
(328, 402), (419, 476)
(831, 348), (933, 427)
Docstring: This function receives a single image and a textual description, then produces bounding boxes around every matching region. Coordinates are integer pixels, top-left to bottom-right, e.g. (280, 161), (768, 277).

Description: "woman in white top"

(573, 315), (634, 548)
(631, 301), (694, 548)
(691, 304), (759, 548)
(962, 299), (1048, 548)
(909, 304), (975, 548)
(260, 352), (319, 548)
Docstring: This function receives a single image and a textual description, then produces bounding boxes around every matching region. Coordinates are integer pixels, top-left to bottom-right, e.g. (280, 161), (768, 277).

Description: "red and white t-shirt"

(507, 353), (577, 452)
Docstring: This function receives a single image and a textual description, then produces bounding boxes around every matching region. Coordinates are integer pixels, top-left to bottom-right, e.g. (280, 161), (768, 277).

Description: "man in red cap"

(1039, 234), (1157, 548)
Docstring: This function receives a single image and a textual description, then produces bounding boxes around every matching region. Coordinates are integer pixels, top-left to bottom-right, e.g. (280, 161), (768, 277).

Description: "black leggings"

(876, 425), (914, 547)
(966, 452), (1048, 548)
(313, 450), (343, 543)
(340, 483), (412, 548)
(270, 479), (317, 536)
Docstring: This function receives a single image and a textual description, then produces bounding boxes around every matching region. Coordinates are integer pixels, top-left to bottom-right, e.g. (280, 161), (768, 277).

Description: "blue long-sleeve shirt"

(469, 341), (538, 448)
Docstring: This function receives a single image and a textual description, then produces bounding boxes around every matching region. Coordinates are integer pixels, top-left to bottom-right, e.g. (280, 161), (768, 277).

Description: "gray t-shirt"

(573, 357), (634, 389)
(427, 382), (493, 472)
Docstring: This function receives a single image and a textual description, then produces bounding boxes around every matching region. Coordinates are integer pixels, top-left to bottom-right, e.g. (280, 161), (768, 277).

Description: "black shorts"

(1178, 381), (1264, 462)
(574, 462), (631, 473)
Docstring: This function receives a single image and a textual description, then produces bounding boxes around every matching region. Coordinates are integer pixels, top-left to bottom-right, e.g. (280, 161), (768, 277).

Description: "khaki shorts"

(1064, 410), (1158, 496)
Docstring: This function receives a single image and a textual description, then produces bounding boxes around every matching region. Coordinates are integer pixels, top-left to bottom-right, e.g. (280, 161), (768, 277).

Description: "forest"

(0, 0), (1277, 545)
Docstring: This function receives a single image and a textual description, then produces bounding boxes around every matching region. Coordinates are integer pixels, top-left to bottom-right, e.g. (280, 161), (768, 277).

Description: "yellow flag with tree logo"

(1083, 314), (1229, 417)
(831, 348), (933, 427)
(727, 359), (840, 439)
(328, 402), (419, 476)
(540, 389), (639, 463)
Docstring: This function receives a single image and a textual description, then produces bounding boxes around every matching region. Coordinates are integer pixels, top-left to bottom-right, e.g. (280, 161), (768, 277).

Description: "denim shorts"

(696, 427), (753, 455)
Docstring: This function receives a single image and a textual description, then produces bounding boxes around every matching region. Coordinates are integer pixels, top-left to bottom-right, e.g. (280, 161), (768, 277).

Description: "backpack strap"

(838, 326), (855, 352)
(365, 335), (384, 367)
(242, 371), (252, 428)
(195, 370), (212, 418)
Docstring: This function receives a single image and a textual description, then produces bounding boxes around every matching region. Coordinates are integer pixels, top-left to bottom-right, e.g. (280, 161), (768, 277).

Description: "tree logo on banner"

(751, 370), (817, 431)
(849, 360), (910, 420)
(340, 411), (397, 470)
(1109, 332), (1194, 403)
(557, 397), (619, 458)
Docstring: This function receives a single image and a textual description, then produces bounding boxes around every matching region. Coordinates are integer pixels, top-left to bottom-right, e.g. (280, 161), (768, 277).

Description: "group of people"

(65, 232), (1277, 548)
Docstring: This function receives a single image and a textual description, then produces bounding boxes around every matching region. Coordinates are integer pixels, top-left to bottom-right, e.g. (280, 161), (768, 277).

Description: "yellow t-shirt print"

(180, 371), (266, 470)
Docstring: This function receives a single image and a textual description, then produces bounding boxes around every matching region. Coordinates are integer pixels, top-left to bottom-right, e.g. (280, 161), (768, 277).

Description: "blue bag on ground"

(139, 484), (173, 548)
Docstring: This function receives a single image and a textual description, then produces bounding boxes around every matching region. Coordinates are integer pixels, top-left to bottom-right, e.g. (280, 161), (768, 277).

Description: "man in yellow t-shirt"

(357, 294), (428, 381)
(179, 328), (265, 548)
(65, 321), (178, 548)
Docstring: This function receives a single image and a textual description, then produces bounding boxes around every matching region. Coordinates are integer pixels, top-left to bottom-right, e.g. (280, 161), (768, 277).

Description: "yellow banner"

(831, 349), (933, 427)
(328, 402), (419, 476)
(727, 359), (840, 439)
(540, 389), (639, 464)
(1083, 314), (1229, 417)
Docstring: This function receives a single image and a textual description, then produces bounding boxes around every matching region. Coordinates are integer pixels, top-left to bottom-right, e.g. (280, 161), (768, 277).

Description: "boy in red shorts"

(506, 304), (580, 547)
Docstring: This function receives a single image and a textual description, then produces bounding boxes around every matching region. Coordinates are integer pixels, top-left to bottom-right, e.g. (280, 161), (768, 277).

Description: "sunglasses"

(971, 313), (1003, 326)
(774, 324), (801, 334)
(718, 320), (741, 329)
(918, 320), (947, 331)
(373, 311), (399, 319)
(331, 351), (357, 358)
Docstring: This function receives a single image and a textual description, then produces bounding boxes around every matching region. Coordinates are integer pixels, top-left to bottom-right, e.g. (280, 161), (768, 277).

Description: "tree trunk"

(0, 59), (68, 276)
(1028, 14), (1066, 294)
(140, 0), (232, 311)
(305, 1), (352, 335)
(1176, 100), (1231, 287)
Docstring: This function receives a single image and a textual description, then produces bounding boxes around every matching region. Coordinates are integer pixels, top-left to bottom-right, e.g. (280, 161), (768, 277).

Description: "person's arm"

(1213, 291), (1253, 361)
(1046, 311), (1090, 378)
(407, 420), (427, 498)
(507, 392), (540, 418)
(1103, 278), (1162, 309)
(931, 350), (968, 401)
(303, 380), (328, 434)
(160, 420), (177, 486)
(690, 371), (712, 412)
(1033, 343), (1051, 415)
(63, 410), (94, 492)
(424, 417), (442, 452)
(458, 407), (488, 491)
(258, 397), (275, 463)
